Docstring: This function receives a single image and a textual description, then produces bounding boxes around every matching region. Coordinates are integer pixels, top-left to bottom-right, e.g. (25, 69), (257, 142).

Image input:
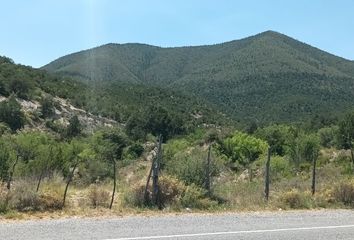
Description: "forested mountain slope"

(43, 31), (354, 124)
(0, 56), (227, 132)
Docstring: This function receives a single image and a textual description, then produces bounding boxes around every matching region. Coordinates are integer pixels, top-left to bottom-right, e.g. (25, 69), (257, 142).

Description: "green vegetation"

(44, 31), (354, 125)
(0, 95), (25, 131)
(2, 31), (354, 217)
(0, 111), (354, 216)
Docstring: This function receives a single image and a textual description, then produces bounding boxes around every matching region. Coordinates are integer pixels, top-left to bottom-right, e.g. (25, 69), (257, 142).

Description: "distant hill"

(43, 31), (354, 124)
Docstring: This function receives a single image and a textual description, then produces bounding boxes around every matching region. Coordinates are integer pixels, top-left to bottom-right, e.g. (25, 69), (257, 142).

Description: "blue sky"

(1, 0), (353, 67)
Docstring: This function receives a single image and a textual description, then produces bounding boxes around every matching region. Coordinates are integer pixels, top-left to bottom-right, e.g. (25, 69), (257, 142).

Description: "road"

(1, 210), (354, 240)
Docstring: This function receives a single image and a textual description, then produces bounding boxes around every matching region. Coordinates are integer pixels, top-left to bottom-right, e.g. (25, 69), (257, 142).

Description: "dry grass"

(1, 149), (354, 221)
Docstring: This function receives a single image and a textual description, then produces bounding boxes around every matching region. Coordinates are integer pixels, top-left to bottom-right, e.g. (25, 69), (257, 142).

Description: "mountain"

(43, 31), (354, 124)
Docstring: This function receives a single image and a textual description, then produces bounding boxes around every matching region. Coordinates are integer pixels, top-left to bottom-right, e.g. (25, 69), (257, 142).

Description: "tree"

(285, 127), (304, 169)
(8, 78), (32, 99)
(0, 76), (8, 96)
(65, 115), (82, 138)
(337, 112), (354, 166)
(40, 96), (54, 118)
(220, 131), (268, 176)
(300, 134), (320, 195)
(5, 132), (38, 190)
(93, 129), (128, 209)
(318, 126), (338, 148)
(255, 124), (291, 156)
(0, 95), (25, 131)
(62, 139), (86, 207)
(0, 138), (11, 182)
(125, 106), (185, 141)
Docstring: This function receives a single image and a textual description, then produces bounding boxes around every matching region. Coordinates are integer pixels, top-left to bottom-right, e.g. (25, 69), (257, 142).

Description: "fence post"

(311, 152), (317, 195)
(264, 147), (271, 201)
(152, 135), (162, 208)
(205, 145), (212, 196)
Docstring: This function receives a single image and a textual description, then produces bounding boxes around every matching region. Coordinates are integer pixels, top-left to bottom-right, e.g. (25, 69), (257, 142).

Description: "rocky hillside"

(0, 95), (118, 133)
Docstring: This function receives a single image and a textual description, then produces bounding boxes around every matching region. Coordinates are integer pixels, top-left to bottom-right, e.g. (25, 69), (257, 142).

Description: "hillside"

(0, 56), (227, 133)
(43, 31), (354, 124)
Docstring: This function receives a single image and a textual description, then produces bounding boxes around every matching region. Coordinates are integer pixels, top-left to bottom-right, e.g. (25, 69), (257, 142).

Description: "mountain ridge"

(42, 30), (354, 124)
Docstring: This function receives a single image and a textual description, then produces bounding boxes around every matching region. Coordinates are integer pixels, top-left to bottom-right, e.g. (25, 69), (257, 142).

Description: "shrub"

(269, 155), (292, 180)
(8, 79), (32, 99)
(126, 143), (144, 158)
(0, 96), (25, 131)
(181, 184), (217, 209)
(280, 189), (312, 209)
(125, 182), (147, 207)
(39, 193), (63, 210)
(10, 184), (41, 211)
(88, 185), (110, 208)
(40, 96), (54, 118)
(318, 126), (338, 148)
(333, 180), (354, 206)
(65, 115), (82, 138)
(125, 176), (186, 208)
(158, 175), (186, 206)
(125, 175), (217, 210)
(164, 146), (222, 187)
(0, 186), (10, 213)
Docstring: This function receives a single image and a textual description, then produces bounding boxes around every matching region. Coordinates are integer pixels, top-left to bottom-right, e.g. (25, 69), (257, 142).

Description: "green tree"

(40, 96), (54, 118)
(255, 124), (291, 156)
(286, 127), (304, 169)
(0, 95), (25, 131)
(337, 112), (354, 165)
(125, 106), (185, 141)
(318, 125), (338, 148)
(0, 76), (8, 96)
(300, 134), (320, 195)
(220, 131), (268, 167)
(0, 139), (11, 182)
(65, 115), (82, 138)
(301, 134), (320, 162)
(8, 78), (32, 99)
(62, 139), (86, 207)
(93, 129), (128, 209)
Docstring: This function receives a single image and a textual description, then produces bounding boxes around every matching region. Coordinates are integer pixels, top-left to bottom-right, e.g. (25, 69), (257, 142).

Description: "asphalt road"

(1, 210), (354, 240)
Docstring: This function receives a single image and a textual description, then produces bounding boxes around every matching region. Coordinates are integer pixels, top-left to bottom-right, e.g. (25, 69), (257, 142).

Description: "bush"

(8, 79), (32, 100)
(39, 192), (63, 210)
(0, 186), (10, 213)
(125, 175), (217, 210)
(126, 143), (144, 158)
(125, 182), (147, 207)
(164, 146), (222, 187)
(269, 155), (292, 180)
(333, 180), (354, 206)
(280, 189), (312, 209)
(125, 176), (186, 208)
(88, 185), (110, 208)
(40, 96), (54, 118)
(158, 175), (186, 206)
(181, 184), (217, 209)
(10, 184), (41, 211)
(0, 96), (25, 131)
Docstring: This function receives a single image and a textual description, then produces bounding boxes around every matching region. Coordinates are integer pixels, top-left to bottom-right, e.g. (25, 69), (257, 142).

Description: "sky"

(1, 0), (354, 67)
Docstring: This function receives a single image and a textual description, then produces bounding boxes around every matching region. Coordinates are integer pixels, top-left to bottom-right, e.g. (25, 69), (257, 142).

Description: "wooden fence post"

(205, 145), (212, 196)
(152, 135), (162, 208)
(264, 147), (271, 201)
(311, 152), (317, 195)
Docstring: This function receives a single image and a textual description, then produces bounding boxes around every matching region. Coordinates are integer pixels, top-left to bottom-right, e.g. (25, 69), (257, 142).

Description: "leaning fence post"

(264, 147), (271, 201)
